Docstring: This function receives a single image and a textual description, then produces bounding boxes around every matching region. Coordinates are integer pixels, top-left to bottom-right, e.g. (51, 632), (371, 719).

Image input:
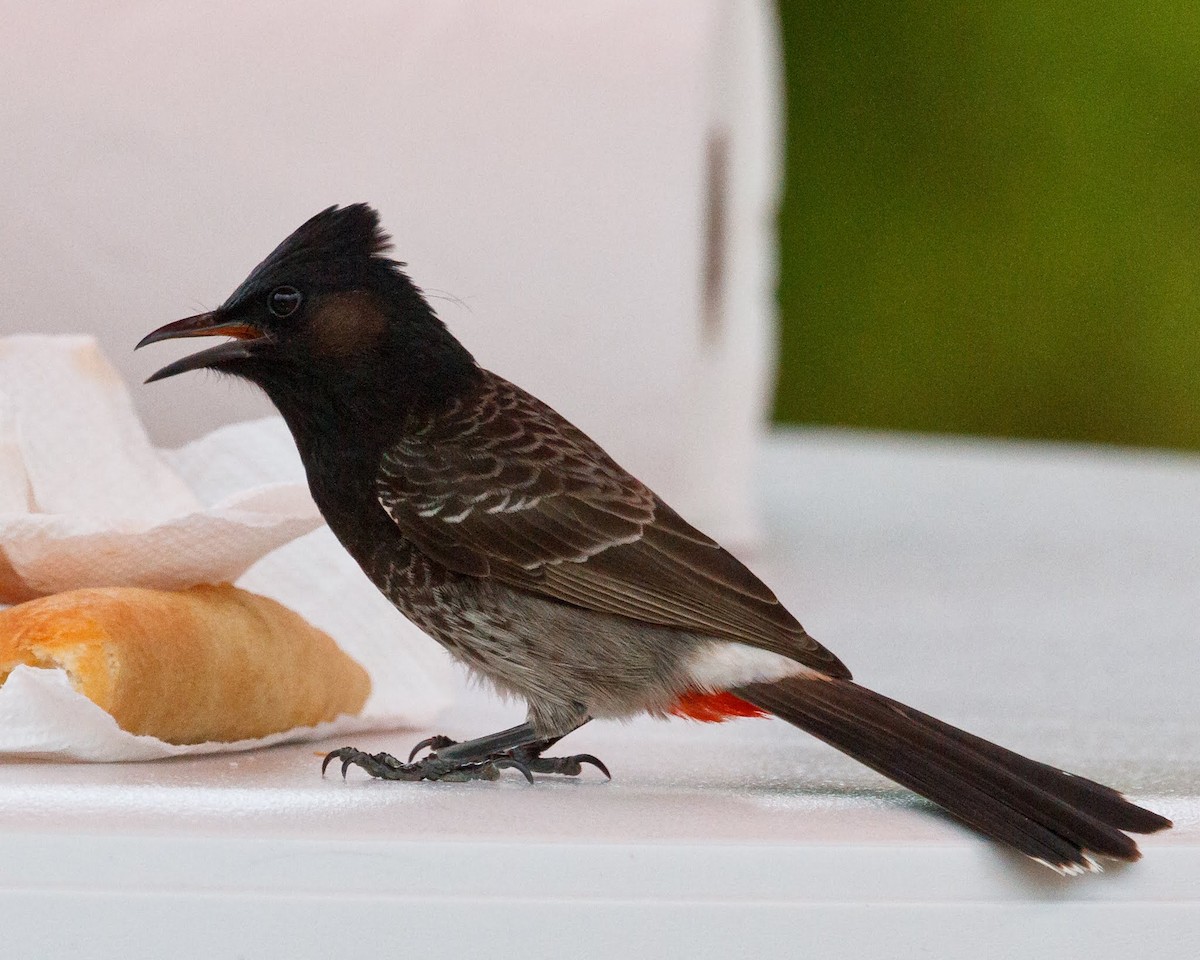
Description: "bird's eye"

(267, 286), (302, 318)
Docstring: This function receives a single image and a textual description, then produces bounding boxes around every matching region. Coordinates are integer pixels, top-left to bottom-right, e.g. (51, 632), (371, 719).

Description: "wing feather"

(377, 373), (850, 676)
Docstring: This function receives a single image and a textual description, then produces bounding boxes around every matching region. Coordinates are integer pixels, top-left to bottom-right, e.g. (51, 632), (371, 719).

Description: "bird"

(137, 203), (1170, 874)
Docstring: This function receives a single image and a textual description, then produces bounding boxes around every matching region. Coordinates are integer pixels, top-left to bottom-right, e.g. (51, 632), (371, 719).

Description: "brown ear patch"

(308, 292), (387, 357)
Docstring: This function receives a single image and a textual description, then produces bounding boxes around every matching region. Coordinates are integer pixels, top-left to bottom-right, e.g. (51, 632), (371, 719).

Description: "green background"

(773, 2), (1200, 449)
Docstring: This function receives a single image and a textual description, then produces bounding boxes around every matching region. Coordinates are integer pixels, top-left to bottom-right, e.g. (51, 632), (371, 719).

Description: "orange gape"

(670, 690), (768, 722)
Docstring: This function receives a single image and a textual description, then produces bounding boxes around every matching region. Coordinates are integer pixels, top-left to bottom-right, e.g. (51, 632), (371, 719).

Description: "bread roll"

(0, 584), (371, 744)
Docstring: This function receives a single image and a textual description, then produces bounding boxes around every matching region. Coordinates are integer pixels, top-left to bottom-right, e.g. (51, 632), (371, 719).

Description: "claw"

(575, 754), (612, 780)
(321, 747), (351, 777)
(408, 735), (457, 763)
(493, 756), (535, 784)
(407, 740), (433, 763)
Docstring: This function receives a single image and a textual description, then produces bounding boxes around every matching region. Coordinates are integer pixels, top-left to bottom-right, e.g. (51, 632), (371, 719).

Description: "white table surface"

(2, 428), (1197, 959)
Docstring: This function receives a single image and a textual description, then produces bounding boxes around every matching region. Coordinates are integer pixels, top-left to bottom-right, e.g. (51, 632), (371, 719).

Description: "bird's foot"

(323, 735), (611, 782)
(321, 746), (532, 783)
(409, 733), (611, 779)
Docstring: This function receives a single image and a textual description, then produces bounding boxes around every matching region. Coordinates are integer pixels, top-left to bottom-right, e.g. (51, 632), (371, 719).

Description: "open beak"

(136, 312), (267, 383)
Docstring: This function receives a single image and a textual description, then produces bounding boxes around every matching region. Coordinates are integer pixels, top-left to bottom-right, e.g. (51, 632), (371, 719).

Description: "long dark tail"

(732, 676), (1171, 873)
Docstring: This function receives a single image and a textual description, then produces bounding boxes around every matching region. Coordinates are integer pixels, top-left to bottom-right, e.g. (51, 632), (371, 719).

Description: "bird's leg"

(321, 746), (525, 782)
(323, 719), (609, 782)
(323, 722), (535, 782)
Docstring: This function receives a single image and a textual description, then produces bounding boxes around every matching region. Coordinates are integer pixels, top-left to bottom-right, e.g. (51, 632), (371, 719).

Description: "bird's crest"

(224, 204), (399, 308)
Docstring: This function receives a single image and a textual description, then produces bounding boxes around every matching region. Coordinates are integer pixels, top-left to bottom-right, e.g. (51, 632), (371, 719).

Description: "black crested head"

(138, 204), (479, 444)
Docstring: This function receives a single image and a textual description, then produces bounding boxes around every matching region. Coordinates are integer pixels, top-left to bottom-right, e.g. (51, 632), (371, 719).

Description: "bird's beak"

(136, 312), (268, 383)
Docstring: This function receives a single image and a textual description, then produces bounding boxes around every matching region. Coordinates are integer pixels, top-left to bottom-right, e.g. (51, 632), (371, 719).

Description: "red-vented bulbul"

(137, 204), (1170, 874)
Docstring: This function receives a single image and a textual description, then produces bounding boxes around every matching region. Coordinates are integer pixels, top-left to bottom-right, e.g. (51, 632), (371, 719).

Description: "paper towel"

(0, 335), (322, 602)
(0, 336), (454, 759)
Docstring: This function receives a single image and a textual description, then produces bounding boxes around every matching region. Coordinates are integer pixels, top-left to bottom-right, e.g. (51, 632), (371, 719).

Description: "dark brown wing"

(377, 372), (849, 676)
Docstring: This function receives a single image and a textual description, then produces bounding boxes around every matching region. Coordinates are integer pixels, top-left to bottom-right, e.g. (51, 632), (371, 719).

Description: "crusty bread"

(0, 584), (371, 744)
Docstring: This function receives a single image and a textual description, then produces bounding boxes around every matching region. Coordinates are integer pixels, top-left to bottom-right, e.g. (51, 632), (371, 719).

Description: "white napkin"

(0, 335), (321, 601)
(0, 335), (454, 759)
